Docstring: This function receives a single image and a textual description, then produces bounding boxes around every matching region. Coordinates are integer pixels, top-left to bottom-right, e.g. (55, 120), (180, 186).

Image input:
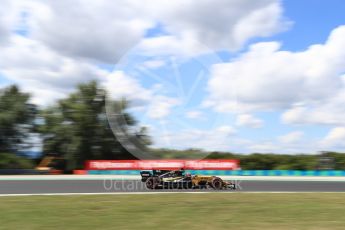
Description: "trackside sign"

(85, 160), (240, 170)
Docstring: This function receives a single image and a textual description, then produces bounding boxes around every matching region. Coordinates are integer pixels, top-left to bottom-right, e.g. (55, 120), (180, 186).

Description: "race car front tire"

(146, 177), (160, 189)
(211, 177), (223, 190)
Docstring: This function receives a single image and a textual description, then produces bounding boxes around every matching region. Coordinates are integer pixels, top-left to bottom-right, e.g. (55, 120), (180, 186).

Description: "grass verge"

(1, 193), (345, 230)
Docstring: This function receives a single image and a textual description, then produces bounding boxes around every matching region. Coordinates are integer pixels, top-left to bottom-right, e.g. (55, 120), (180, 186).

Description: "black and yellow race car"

(140, 169), (236, 190)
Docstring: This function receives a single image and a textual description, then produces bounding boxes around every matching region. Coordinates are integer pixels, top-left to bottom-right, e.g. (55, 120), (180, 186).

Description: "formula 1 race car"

(140, 169), (236, 190)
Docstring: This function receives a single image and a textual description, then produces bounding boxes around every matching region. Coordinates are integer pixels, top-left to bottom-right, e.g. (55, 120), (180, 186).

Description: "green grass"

(1, 193), (345, 230)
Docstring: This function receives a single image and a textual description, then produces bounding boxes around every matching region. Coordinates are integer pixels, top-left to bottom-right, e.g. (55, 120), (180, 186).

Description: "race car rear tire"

(211, 177), (223, 190)
(146, 177), (160, 189)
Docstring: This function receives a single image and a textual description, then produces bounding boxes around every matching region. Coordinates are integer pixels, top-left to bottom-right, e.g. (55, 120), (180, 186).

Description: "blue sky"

(276, 0), (345, 50)
(1, 0), (345, 154)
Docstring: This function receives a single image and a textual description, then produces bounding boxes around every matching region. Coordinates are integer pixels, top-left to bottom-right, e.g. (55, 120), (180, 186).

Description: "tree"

(39, 81), (150, 170)
(0, 85), (36, 153)
(0, 152), (34, 169)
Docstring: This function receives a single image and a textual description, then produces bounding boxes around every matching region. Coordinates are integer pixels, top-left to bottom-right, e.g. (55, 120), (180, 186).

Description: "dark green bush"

(0, 153), (34, 169)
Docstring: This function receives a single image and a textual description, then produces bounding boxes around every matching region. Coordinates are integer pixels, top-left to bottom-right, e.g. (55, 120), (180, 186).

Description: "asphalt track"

(1, 179), (345, 194)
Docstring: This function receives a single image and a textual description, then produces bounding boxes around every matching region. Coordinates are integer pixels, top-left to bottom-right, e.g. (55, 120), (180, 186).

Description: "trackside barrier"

(87, 170), (345, 176)
(85, 160), (240, 170)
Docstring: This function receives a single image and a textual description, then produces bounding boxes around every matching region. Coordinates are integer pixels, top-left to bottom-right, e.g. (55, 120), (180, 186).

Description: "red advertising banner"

(85, 159), (239, 170)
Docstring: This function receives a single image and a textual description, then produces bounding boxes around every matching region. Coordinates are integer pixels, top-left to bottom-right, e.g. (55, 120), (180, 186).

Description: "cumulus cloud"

(236, 114), (263, 128)
(245, 131), (317, 153)
(0, 33), (180, 117)
(103, 71), (180, 119)
(141, 59), (165, 69)
(153, 125), (236, 151)
(320, 127), (345, 149)
(103, 71), (152, 103)
(282, 88), (345, 125)
(0, 35), (108, 105)
(146, 96), (180, 119)
(26, 0), (153, 63)
(0, 0), (18, 44)
(0, 7), (10, 43)
(247, 142), (278, 152)
(278, 131), (304, 144)
(146, 0), (290, 52)
(205, 25), (345, 113)
(0, 0), (289, 63)
(0, 0), (291, 103)
(186, 110), (204, 119)
(137, 35), (211, 58)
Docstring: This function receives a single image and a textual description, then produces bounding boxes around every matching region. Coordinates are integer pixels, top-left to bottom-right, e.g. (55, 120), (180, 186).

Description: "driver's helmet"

(185, 172), (192, 178)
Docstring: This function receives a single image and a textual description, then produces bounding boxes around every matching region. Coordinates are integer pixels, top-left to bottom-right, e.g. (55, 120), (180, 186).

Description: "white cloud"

(146, 96), (180, 119)
(0, 0), (291, 106)
(136, 35), (214, 58)
(103, 71), (180, 119)
(321, 127), (345, 149)
(103, 71), (152, 103)
(0, 0), (22, 44)
(236, 114), (263, 128)
(246, 134), (319, 154)
(0, 33), (180, 116)
(153, 125), (236, 151)
(278, 131), (304, 144)
(282, 89), (345, 125)
(142, 59), (165, 69)
(0, 35), (108, 105)
(0, 0), (289, 63)
(247, 142), (278, 152)
(232, 1), (290, 48)
(205, 26), (345, 113)
(186, 110), (203, 119)
(0, 3), (11, 43)
(146, 0), (290, 52)
(26, 0), (153, 63)
(217, 125), (237, 135)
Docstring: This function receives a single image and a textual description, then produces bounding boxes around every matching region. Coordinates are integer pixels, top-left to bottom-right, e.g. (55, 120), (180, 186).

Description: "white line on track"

(1, 191), (345, 197)
(2, 175), (345, 181)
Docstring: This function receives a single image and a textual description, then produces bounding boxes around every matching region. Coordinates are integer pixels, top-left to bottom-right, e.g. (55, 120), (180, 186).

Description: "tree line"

(0, 81), (147, 170)
(151, 148), (345, 170)
(1, 82), (345, 170)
